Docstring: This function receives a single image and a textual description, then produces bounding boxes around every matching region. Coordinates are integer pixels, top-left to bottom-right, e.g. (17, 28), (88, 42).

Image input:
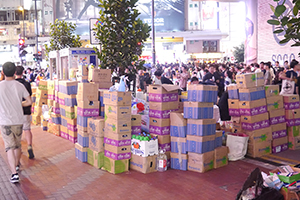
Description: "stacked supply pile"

(87, 117), (105, 168)
(236, 72), (272, 158)
(103, 91), (132, 174)
(266, 85), (287, 153)
(170, 112), (187, 171)
(185, 84), (228, 173)
(88, 68), (112, 89)
(32, 81), (48, 125)
(131, 114), (141, 135)
(284, 94), (300, 150)
(47, 80), (60, 135)
(75, 82), (99, 162)
(148, 84), (180, 167)
(227, 85), (242, 133)
(31, 87), (37, 113)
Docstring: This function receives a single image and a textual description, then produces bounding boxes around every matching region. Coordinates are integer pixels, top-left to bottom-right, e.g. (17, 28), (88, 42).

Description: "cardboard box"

(269, 109), (286, 125)
(241, 113), (270, 131)
(227, 84), (239, 99)
(149, 101), (179, 111)
(214, 146), (229, 169)
(266, 96), (284, 111)
(228, 99), (240, 116)
(47, 80), (55, 91)
(246, 127), (272, 144)
(104, 105), (131, 120)
(130, 154), (157, 173)
(187, 84), (218, 103)
(131, 137), (159, 157)
(33, 105), (42, 116)
(285, 109), (300, 126)
(32, 114), (41, 125)
(265, 85), (279, 97)
(239, 86), (265, 101)
(89, 134), (104, 152)
(149, 84), (179, 102)
(77, 83), (99, 101)
(171, 137), (187, 154)
(75, 143), (88, 162)
(64, 94), (77, 107)
(60, 115), (67, 128)
(60, 125), (69, 140)
(47, 89), (55, 99)
(51, 113), (61, 125)
(158, 142), (171, 152)
(141, 114), (150, 133)
(87, 149), (104, 168)
(170, 152), (188, 171)
(187, 135), (215, 154)
(35, 98), (47, 106)
(103, 156), (129, 174)
(183, 102), (214, 119)
(103, 91), (131, 106)
(188, 151), (214, 173)
(47, 99), (54, 107)
(283, 94), (300, 110)
(87, 117), (104, 137)
(88, 68), (111, 83)
(236, 72), (264, 89)
(215, 130), (223, 148)
(60, 105), (76, 119)
(150, 134), (170, 144)
(288, 136), (300, 150)
(271, 123), (287, 139)
(58, 81), (78, 95)
(149, 108), (178, 119)
(67, 118), (77, 132)
(131, 115), (141, 134)
(287, 126), (300, 137)
(104, 144), (131, 160)
(38, 80), (48, 91)
(272, 136), (288, 153)
(105, 118), (131, 134)
(247, 141), (271, 158)
(68, 132), (77, 143)
(170, 112), (186, 126)
(36, 89), (48, 99)
(77, 100), (100, 117)
(239, 98), (267, 116)
(149, 118), (170, 135)
(104, 131), (131, 147)
(187, 119), (216, 136)
(77, 130), (89, 147)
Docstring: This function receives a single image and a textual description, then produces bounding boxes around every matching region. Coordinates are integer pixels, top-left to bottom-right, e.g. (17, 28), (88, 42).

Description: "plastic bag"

(226, 133), (249, 161)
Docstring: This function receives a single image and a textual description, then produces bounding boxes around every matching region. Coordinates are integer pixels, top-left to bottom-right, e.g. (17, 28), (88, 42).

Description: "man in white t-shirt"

(0, 62), (32, 183)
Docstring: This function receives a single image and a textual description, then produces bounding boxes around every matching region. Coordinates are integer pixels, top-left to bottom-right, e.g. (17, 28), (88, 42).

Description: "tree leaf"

(293, 6), (299, 16)
(291, 42), (300, 46)
(279, 38), (291, 44)
(269, 4), (275, 13)
(275, 5), (286, 17)
(267, 19), (281, 25)
(273, 29), (284, 34)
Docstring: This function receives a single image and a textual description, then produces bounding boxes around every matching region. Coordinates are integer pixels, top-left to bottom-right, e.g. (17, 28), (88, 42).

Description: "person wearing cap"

(0, 62), (32, 183)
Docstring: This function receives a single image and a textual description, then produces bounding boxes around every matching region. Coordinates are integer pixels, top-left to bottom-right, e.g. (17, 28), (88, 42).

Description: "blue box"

(51, 114), (61, 125)
(187, 119), (216, 136)
(64, 97), (77, 107)
(187, 84), (218, 103)
(239, 86), (265, 101)
(215, 131), (223, 148)
(77, 115), (90, 128)
(184, 102), (214, 119)
(170, 125), (187, 137)
(171, 137), (187, 154)
(59, 81), (78, 95)
(61, 117), (68, 127)
(75, 143), (87, 162)
(228, 85), (239, 99)
(77, 132), (89, 147)
(187, 135), (215, 154)
(60, 107), (65, 117)
(170, 152), (188, 171)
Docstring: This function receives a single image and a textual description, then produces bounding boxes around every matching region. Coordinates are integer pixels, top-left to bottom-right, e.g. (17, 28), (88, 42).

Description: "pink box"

(67, 124), (77, 132)
(270, 115), (286, 125)
(229, 109), (240, 116)
(272, 130), (287, 139)
(285, 102), (300, 110)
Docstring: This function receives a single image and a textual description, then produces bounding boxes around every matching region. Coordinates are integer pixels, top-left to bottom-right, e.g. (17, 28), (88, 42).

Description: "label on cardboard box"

(271, 123), (287, 139)
(246, 127), (272, 144)
(105, 105), (131, 119)
(183, 102), (214, 119)
(188, 151), (214, 173)
(241, 113), (270, 131)
(265, 85), (279, 97)
(88, 117), (104, 137)
(149, 92), (178, 103)
(236, 72), (264, 89)
(187, 134), (215, 154)
(149, 118), (170, 135)
(105, 118), (131, 134)
(187, 119), (216, 136)
(131, 138), (159, 157)
(103, 91), (131, 106)
(103, 156), (129, 174)
(89, 134), (104, 152)
(272, 143), (288, 154)
(149, 109), (178, 119)
(77, 101), (100, 117)
(214, 146), (229, 169)
(266, 96), (284, 111)
(130, 154), (157, 174)
(239, 99), (267, 116)
(104, 150), (131, 160)
(187, 84), (218, 103)
(104, 131), (131, 146)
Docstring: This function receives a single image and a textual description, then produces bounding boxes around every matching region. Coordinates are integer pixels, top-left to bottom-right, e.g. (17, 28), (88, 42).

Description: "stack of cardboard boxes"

(32, 81), (48, 125)
(284, 94), (300, 150)
(148, 85), (179, 167)
(31, 87), (37, 124)
(227, 84), (241, 133)
(103, 91), (132, 174)
(185, 84), (228, 173)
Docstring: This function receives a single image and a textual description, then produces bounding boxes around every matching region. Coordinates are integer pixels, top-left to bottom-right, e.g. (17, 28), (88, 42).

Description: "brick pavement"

(0, 126), (276, 200)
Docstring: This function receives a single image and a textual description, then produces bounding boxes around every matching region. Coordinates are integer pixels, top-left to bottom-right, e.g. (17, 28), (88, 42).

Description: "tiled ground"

(0, 126), (276, 200)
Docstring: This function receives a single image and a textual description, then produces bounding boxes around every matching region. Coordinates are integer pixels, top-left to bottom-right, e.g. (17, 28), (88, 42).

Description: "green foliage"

(267, 0), (300, 47)
(44, 19), (82, 61)
(233, 43), (244, 63)
(94, 0), (151, 73)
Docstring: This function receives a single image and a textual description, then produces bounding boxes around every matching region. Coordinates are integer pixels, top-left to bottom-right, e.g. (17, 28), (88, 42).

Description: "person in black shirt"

(154, 70), (173, 84)
(15, 66), (34, 159)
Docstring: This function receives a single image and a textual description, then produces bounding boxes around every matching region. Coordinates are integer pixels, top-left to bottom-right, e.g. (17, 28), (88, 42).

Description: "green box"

(87, 148), (104, 169)
(103, 156), (129, 174)
(287, 126), (300, 137)
(270, 167), (300, 184)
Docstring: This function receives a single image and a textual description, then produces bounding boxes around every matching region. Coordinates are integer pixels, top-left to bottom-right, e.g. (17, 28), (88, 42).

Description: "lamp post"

(18, 6), (25, 40)
(151, 0), (156, 67)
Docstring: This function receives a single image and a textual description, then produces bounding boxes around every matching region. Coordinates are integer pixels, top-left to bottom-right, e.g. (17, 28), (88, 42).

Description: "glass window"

(49, 11), (53, 15)
(190, 40), (194, 44)
(190, 22), (193, 26)
(189, 4), (193, 8)
(195, 22), (198, 26)
(0, 11), (7, 21)
(45, 11), (48, 15)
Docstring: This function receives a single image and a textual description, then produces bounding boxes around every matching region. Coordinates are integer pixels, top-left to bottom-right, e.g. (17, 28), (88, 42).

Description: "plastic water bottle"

(157, 149), (167, 172)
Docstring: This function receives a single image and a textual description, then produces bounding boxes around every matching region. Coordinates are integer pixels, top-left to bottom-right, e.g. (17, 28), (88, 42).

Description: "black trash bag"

(236, 167), (284, 200)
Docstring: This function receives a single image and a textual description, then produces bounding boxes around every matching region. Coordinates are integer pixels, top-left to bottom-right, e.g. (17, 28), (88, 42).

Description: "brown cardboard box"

(35, 98), (47, 106)
(104, 105), (131, 120)
(246, 127), (272, 144)
(88, 69), (111, 83)
(103, 156), (129, 174)
(239, 98), (266, 109)
(283, 94), (300, 103)
(87, 149), (104, 169)
(269, 108), (285, 119)
(36, 89), (48, 99)
(151, 134), (171, 144)
(247, 141), (271, 158)
(214, 146), (229, 169)
(105, 117), (131, 134)
(47, 99), (54, 107)
(265, 85), (280, 97)
(87, 117), (104, 137)
(149, 84), (180, 94)
(272, 136), (288, 147)
(77, 83), (99, 101)
(47, 80), (55, 91)
(236, 72), (264, 88)
(266, 96), (284, 111)
(130, 154), (157, 174)
(131, 115), (141, 126)
(285, 109), (300, 120)
(33, 105), (42, 116)
(32, 114), (41, 125)
(98, 82), (112, 89)
(271, 123), (288, 139)
(104, 131), (131, 141)
(241, 113), (269, 124)
(149, 102), (179, 111)
(104, 143), (131, 154)
(287, 126), (300, 137)
(103, 91), (131, 106)
(89, 134), (104, 153)
(149, 118), (170, 127)
(288, 136), (300, 150)
(170, 112), (187, 126)
(38, 80), (48, 90)
(188, 151), (214, 173)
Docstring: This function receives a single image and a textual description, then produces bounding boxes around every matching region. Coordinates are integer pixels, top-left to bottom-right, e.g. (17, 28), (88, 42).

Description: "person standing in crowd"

(190, 76), (199, 84)
(0, 62), (32, 183)
(264, 63), (272, 85)
(15, 66), (34, 159)
(136, 70), (146, 92)
(203, 65), (216, 82)
(284, 60), (289, 70)
(178, 66), (189, 91)
(26, 68), (35, 83)
(274, 61), (281, 71)
(154, 70), (173, 85)
(281, 59), (299, 94)
(260, 62), (266, 74)
(254, 63), (261, 73)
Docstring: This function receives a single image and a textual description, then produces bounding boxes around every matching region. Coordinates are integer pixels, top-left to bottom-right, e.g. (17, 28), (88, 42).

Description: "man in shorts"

(0, 62), (32, 183)
(15, 66), (34, 159)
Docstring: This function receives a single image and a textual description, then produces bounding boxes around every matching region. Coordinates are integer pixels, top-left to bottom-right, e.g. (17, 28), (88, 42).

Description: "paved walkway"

(0, 126), (277, 200)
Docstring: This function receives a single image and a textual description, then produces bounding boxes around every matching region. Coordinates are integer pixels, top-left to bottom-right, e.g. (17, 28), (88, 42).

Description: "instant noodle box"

(88, 68), (111, 83)
(77, 83), (99, 101)
(104, 105), (131, 120)
(170, 152), (188, 171)
(75, 143), (88, 162)
(58, 81), (78, 95)
(103, 156), (129, 174)
(187, 135), (215, 154)
(228, 99), (240, 117)
(130, 154), (157, 174)
(64, 94), (77, 107)
(131, 137), (159, 157)
(285, 109), (300, 126)
(149, 118), (170, 135)
(266, 96), (284, 111)
(215, 130), (223, 148)
(188, 151), (214, 173)
(269, 109), (286, 125)
(265, 85), (280, 97)
(103, 91), (131, 106)
(272, 136), (288, 154)
(60, 125), (69, 140)
(170, 112), (187, 137)
(171, 137), (187, 154)
(271, 123), (287, 139)
(36, 89), (48, 99)
(187, 119), (216, 136)
(47, 80), (55, 91)
(239, 98), (267, 116)
(149, 84), (179, 103)
(246, 127), (272, 144)
(214, 146), (229, 169)
(236, 72), (264, 89)
(241, 113), (270, 131)
(67, 118), (77, 132)
(131, 115), (141, 135)
(77, 130), (89, 147)
(104, 131), (131, 147)
(47, 90), (55, 100)
(77, 100), (100, 117)
(150, 134), (170, 145)
(38, 80), (48, 91)
(247, 141), (271, 158)
(88, 117), (104, 137)
(183, 102), (214, 119)
(149, 101), (179, 111)
(187, 84), (218, 103)
(149, 105), (178, 119)
(87, 149), (104, 169)
(104, 144), (131, 160)
(105, 118), (131, 134)
(283, 94), (300, 110)
(238, 86), (266, 101)
(89, 134), (104, 153)
(227, 84), (239, 99)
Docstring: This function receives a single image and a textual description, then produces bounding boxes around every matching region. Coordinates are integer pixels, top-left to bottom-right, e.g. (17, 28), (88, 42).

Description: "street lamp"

(18, 6), (25, 40)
